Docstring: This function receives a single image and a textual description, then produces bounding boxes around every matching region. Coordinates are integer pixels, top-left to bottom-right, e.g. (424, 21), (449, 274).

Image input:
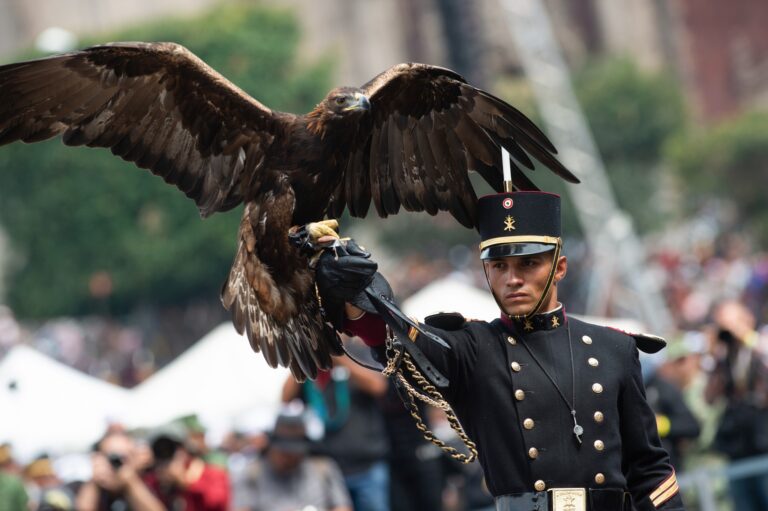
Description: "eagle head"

(306, 87), (371, 137)
(324, 87), (371, 115)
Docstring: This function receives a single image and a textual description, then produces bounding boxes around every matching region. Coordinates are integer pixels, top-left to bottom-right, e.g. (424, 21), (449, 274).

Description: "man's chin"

(503, 304), (532, 317)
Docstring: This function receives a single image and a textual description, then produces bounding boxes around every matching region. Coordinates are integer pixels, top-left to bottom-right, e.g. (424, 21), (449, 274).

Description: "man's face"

(267, 448), (304, 475)
(484, 251), (567, 317)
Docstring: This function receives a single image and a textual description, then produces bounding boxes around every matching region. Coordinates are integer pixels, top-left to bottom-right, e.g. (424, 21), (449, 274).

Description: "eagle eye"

(334, 96), (346, 105)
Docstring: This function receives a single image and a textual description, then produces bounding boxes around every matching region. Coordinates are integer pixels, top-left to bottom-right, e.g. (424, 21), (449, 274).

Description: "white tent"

(127, 323), (289, 435)
(402, 275), (498, 321)
(0, 345), (130, 461)
(0, 324), (291, 460)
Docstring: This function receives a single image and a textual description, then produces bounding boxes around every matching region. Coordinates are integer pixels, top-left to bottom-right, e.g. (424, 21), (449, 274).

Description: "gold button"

(592, 383), (603, 394)
(595, 473), (605, 484)
(582, 335), (593, 345)
(534, 480), (546, 491)
(588, 357), (599, 367)
(511, 361), (521, 372)
(528, 447), (539, 459)
(523, 418), (535, 430)
(594, 411), (604, 423)
(594, 440), (605, 451)
(507, 336), (517, 345)
(515, 389), (525, 401)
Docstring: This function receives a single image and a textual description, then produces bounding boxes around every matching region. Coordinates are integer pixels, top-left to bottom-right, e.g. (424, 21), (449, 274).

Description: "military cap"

(478, 191), (561, 259)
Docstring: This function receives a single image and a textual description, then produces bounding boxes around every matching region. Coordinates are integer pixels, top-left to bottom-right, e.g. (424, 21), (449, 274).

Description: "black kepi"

(478, 191), (561, 259)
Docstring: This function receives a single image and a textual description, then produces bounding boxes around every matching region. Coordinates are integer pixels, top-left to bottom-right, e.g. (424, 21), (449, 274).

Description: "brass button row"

(582, 335), (592, 345)
(588, 357), (599, 367)
(528, 447), (538, 459)
(592, 383), (603, 394)
(594, 411), (604, 423)
(511, 361), (521, 372)
(523, 418), (535, 430)
(594, 440), (605, 451)
(595, 473), (605, 484)
(534, 479), (546, 491)
(515, 389), (525, 401)
(507, 335), (517, 345)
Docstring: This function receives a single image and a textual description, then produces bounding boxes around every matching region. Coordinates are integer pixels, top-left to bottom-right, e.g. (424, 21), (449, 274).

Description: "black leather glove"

(315, 240), (378, 304)
(290, 223), (393, 330)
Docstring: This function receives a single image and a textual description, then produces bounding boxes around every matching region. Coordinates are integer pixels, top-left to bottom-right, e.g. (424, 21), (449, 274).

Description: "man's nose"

(505, 269), (524, 286)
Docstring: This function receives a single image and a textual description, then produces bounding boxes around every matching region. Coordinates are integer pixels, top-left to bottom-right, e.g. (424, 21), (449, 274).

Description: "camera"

(106, 453), (124, 470)
(717, 329), (737, 346)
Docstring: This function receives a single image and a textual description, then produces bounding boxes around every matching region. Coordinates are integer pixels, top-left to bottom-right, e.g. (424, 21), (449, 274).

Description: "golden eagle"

(0, 42), (578, 380)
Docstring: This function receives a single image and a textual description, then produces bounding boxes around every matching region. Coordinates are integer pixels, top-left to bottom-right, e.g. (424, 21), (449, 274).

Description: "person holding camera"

(706, 299), (768, 511)
(75, 429), (164, 511)
(143, 431), (230, 511)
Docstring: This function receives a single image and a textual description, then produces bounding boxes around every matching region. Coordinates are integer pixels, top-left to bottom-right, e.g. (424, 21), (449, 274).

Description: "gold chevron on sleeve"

(650, 471), (679, 508)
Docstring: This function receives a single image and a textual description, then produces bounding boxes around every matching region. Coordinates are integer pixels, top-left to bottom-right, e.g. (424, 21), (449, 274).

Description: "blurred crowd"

(2, 226), (768, 509)
(0, 342), (498, 511)
(1, 298), (768, 511)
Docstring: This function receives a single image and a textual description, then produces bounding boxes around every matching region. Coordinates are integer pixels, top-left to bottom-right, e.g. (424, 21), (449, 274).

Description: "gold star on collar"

(524, 319), (534, 331)
(504, 215), (516, 232)
(551, 316), (560, 328)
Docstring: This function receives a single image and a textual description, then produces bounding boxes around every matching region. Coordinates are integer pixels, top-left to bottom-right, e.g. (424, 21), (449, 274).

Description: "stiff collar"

(500, 304), (567, 333)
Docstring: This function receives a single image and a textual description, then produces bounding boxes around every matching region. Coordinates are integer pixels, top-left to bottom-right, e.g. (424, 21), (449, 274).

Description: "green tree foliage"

(666, 111), (768, 245)
(0, 4), (332, 317)
(573, 58), (686, 232)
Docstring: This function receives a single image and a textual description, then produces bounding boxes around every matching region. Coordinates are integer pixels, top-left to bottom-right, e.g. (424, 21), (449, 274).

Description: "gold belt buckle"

(549, 488), (586, 511)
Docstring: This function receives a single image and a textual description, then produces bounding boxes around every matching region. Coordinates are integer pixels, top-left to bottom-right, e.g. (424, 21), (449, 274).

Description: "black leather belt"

(494, 488), (630, 511)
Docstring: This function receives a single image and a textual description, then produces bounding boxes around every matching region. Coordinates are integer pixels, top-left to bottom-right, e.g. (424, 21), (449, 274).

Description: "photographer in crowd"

(143, 428), (230, 511)
(75, 428), (164, 511)
(706, 299), (768, 511)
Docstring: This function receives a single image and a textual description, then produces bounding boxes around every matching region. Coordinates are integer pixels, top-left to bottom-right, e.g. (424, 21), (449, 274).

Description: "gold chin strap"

(483, 239), (562, 321)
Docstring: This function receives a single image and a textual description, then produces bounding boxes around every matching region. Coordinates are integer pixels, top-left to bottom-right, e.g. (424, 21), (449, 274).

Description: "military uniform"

(326, 190), (684, 510)
(347, 305), (683, 510)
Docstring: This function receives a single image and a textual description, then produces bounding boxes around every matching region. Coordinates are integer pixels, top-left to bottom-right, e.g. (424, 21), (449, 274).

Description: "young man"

(314, 191), (684, 511)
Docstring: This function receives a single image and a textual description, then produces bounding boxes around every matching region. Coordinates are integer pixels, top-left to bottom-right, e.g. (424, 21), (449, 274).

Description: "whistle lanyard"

(518, 323), (583, 444)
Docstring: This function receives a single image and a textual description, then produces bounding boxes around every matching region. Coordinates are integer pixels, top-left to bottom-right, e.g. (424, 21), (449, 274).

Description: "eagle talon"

(307, 219), (340, 243)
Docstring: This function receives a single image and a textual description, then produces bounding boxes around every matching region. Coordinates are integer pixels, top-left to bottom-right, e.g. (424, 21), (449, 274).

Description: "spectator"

(645, 340), (702, 471)
(75, 430), (164, 511)
(143, 427), (230, 511)
(232, 411), (352, 511)
(0, 443), (28, 511)
(24, 454), (80, 510)
(706, 300), (768, 511)
(283, 339), (390, 511)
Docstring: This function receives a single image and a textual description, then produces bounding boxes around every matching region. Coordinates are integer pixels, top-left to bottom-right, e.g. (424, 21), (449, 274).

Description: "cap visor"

(481, 243), (555, 259)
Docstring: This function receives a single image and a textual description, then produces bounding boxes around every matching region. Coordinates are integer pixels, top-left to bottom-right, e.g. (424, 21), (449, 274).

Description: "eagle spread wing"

(333, 63), (579, 226)
(0, 44), (576, 381)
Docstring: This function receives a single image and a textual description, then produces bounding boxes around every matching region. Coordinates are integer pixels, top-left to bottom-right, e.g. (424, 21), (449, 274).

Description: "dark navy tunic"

(349, 306), (684, 510)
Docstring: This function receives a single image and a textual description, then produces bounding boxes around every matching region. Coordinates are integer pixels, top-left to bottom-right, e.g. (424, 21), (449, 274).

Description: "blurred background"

(0, 0), (767, 510)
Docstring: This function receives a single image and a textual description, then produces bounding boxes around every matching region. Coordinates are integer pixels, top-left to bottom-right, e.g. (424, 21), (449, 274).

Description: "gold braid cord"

(383, 330), (478, 464)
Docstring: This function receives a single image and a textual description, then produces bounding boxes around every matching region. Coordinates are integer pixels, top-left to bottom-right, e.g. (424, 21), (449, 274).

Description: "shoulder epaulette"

(424, 312), (466, 331)
(609, 327), (667, 354)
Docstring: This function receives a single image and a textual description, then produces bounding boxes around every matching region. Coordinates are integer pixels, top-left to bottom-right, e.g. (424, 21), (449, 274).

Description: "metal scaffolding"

(501, 0), (673, 333)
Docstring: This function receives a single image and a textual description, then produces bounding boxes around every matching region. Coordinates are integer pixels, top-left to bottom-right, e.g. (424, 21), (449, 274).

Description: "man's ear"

(554, 255), (567, 283)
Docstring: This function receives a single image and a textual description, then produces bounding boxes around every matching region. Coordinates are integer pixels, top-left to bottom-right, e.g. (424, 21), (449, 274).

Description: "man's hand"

(315, 239), (377, 304)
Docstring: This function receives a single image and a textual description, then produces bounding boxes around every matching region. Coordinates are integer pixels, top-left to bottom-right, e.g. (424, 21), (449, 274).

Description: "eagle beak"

(345, 92), (370, 112)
